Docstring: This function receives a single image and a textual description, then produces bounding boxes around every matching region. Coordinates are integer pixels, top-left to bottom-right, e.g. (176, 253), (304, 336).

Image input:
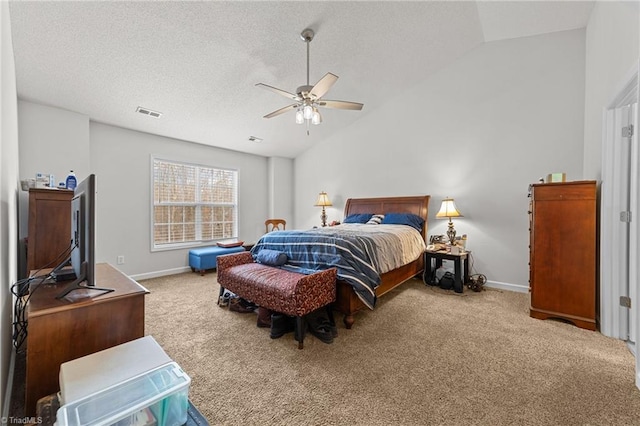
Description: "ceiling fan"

(256, 28), (364, 135)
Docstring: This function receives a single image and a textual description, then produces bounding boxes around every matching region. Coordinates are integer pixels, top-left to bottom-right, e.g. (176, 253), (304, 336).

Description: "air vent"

(248, 136), (263, 143)
(136, 106), (162, 118)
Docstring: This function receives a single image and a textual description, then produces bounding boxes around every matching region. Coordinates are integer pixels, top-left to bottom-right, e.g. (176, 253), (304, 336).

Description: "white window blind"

(152, 158), (238, 248)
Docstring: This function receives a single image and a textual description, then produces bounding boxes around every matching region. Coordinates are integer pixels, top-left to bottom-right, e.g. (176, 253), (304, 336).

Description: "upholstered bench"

(216, 251), (337, 349)
(189, 245), (245, 275)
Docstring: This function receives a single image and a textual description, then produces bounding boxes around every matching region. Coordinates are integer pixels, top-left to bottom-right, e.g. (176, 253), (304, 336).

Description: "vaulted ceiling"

(8, 1), (594, 158)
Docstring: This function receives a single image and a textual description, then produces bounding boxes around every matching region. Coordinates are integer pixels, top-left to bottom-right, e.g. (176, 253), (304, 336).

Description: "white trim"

(630, 102), (638, 346)
(485, 280), (528, 294)
(601, 61), (639, 340)
(600, 60), (640, 392)
(634, 84), (640, 392)
(607, 61), (640, 109)
(129, 266), (193, 281)
(130, 269), (526, 294)
(2, 349), (16, 423)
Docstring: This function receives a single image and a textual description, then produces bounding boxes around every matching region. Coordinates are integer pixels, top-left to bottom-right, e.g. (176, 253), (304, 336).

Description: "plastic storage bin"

(55, 362), (190, 426)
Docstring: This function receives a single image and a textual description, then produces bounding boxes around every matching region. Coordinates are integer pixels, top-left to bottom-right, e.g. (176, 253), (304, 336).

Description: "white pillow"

(366, 214), (385, 225)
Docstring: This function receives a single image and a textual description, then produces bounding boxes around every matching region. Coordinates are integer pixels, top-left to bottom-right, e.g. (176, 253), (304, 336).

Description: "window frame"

(150, 155), (239, 252)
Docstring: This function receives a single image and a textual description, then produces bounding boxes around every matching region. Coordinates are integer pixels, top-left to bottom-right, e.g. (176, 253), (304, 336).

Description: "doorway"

(601, 61), (639, 390)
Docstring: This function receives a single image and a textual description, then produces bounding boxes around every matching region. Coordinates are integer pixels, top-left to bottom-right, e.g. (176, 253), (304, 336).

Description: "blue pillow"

(343, 213), (373, 224)
(381, 213), (425, 231)
(255, 249), (288, 266)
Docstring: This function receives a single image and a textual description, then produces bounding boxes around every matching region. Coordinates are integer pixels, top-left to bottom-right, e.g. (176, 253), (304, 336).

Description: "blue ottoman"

(189, 246), (245, 275)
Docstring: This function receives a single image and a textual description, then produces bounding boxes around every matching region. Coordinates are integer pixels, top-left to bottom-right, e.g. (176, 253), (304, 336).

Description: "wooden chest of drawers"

(529, 181), (597, 330)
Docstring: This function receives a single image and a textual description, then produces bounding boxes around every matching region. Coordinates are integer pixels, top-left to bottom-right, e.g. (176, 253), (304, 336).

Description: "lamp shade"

(314, 191), (333, 207)
(435, 198), (463, 219)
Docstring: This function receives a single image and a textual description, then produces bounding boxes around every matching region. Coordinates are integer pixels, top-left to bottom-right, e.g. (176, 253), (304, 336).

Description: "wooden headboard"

(343, 195), (431, 241)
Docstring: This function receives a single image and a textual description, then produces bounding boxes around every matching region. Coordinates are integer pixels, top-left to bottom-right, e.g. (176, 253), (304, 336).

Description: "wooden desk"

(25, 263), (149, 416)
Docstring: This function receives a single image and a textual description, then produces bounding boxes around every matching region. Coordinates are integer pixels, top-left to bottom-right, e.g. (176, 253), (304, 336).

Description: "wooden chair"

(265, 219), (286, 233)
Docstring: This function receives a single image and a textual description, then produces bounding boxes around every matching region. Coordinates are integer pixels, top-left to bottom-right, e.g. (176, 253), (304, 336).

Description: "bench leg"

(217, 286), (225, 306)
(295, 316), (305, 350)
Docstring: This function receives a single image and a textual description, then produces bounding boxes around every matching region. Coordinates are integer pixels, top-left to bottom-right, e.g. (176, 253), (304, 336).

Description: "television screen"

(57, 174), (112, 299)
(70, 177), (93, 285)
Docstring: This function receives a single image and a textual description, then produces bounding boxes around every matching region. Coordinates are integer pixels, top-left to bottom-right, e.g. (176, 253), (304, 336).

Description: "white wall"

(15, 104), (270, 279)
(267, 157), (293, 224)
(1, 1), (20, 416)
(583, 1), (640, 179)
(294, 29), (587, 291)
(89, 122), (269, 278)
(17, 101), (90, 183)
(17, 101), (90, 239)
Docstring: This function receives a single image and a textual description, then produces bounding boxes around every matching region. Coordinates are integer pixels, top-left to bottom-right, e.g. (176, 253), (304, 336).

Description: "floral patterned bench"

(216, 251), (337, 349)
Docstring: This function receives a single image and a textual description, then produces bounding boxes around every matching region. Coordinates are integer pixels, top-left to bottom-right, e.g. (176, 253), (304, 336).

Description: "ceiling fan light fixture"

(303, 104), (313, 120)
(256, 27), (363, 135)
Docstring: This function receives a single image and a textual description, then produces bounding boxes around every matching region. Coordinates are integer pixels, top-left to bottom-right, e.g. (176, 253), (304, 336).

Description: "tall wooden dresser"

(528, 181), (597, 330)
(27, 188), (74, 272)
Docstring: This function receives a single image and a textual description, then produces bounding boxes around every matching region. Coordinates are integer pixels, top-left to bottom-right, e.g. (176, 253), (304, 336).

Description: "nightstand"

(423, 250), (470, 292)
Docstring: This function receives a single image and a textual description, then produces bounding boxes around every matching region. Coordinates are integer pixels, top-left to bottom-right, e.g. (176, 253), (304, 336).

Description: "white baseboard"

(130, 266), (193, 281)
(485, 280), (529, 293)
(2, 348), (16, 422)
(130, 269), (528, 295)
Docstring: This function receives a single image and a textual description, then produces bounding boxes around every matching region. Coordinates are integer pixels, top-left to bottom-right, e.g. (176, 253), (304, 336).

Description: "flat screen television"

(56, 174), (113, 299)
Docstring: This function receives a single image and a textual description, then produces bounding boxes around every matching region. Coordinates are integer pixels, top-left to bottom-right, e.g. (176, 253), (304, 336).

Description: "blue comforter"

(251, 228), (382, 309)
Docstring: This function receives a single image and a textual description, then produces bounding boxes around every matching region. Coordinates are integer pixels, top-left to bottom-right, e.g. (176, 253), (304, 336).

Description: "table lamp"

(314, 191), (332, 227)
(435, 197), (463, 245)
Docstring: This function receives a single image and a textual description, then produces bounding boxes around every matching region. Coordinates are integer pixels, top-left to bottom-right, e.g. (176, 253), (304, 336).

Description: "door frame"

(600, 60), (639, 390)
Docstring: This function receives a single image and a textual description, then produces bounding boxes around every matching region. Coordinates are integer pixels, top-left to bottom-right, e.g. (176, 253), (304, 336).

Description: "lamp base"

(447, 220), (457, 245)
(320, 207), (327, 227)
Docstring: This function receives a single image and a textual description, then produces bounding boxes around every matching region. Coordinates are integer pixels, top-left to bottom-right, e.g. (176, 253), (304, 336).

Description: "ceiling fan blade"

(317, 100), (364, 111)
(256, 83), (299, 100)
(263, 104), (298, 119)
(310, 73), (338, 99)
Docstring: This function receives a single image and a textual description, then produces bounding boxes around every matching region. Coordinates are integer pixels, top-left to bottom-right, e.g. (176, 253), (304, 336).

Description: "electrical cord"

(465, 252), (487, 292)
(11, 240), (76, 352)
(467, 274), (487, 292)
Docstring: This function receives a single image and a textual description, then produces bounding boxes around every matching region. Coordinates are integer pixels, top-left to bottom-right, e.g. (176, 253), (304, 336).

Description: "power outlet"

(117, 255), (125, 265)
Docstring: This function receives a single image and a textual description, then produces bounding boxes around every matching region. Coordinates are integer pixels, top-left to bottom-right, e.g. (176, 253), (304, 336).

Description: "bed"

(335, 195), (430, 327)
(253, 195), (430, 328)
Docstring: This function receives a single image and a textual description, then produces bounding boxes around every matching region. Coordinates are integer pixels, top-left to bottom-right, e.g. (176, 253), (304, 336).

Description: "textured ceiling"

(8, 1), (595, 159)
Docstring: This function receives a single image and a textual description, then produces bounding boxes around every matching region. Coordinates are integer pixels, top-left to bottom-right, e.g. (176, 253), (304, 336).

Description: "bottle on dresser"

(65, 170), (77, 190)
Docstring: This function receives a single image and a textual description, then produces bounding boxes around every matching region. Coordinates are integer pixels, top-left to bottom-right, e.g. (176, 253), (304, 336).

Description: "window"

(152, 157), (238, 249)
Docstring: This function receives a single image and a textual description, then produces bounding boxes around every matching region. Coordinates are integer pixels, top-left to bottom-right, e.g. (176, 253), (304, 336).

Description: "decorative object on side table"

(435, 197), (463, 245)
(314, 191), (332, 227)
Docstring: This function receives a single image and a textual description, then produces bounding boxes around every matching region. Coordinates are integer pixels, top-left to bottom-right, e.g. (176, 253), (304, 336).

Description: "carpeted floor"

(140, 272), (640, 426)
